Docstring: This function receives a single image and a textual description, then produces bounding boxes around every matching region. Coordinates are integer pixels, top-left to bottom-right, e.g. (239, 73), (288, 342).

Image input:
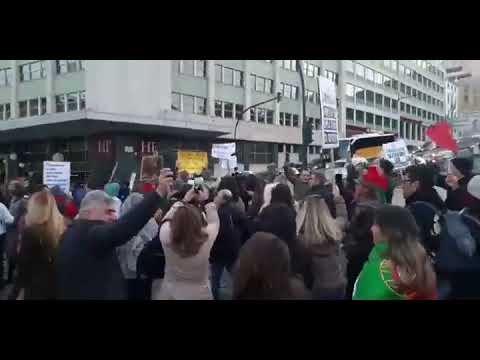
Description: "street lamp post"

(232, 92), (282, 169)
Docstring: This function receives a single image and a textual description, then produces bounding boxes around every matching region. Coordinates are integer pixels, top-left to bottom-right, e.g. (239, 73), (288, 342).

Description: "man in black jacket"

(56, 170), (173, 300)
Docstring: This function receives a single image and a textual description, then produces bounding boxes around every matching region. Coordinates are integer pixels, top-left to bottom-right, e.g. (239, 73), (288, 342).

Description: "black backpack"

(406, 201), (443, 257)
(136, 231), (165, 280)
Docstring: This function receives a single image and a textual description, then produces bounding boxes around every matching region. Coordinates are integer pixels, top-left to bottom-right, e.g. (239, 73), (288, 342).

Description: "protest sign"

(382, 140), (410, 169)
(317, 76), (339, 149)
(140, 155), (163, 181)
(212, 143), (236, 160)
(43, 161), (71, 193)
(178, 151), (208, 175)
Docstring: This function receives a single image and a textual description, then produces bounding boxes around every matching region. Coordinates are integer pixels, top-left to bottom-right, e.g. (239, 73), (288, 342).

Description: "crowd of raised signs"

(0, 157), (479, 300)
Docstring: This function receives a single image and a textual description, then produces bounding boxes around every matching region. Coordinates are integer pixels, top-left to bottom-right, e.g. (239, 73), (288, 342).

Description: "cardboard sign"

(382, 140), (410, 168)
(43, 161), (71, 193)
(177, 151), (208, 175)
(212, 143), (236, 160)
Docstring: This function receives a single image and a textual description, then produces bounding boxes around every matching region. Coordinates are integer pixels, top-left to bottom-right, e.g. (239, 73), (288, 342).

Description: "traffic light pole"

(296, 60), (310, 167)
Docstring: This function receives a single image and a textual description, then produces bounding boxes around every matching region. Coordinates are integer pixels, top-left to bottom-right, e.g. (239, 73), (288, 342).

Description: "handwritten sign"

(178, 151), (208, 175)
(382, 140), (410, 169)
(212, 143), (236, 160)
(43, 161), (71, 193)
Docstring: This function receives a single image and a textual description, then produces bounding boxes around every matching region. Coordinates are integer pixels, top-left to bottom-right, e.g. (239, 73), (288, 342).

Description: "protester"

(72, 182), (87, 209)
(378, 159), (396, 204)
(152, 188), (229, 300)
(304, 169), (337, 217)
(232, 232), (309, 300)
(435, 175), (480, 299)
(6, 180), (28, 285)
(104, 182), (123, 214)
(343, 166), (384, 298)
(253, 202), (310, 286)
(117, 192), (163, 300)
(56, 169), (173, 300)
(0, 191), (14, 289)
(216, 176), (245, 214)
(209, 183), (248, 299)
(271, 183), (296, 212)
(402, 164), (445, 254)
(444, 158), (477, 211)
(353, 205), (437, 300)
(296, 194), (348, 299)
(16, 190), (67, 300)
(245, 174), (265, 218)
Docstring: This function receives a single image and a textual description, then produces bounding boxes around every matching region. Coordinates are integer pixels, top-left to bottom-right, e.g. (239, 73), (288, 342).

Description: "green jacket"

(352, 243), (406, 300)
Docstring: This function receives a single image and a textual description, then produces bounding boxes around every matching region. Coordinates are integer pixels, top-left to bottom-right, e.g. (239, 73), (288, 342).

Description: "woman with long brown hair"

(152, 188), (230, 300)
(232, 232), (309, 300)
(16, 189), (67, 299)
(353, 205), (437, 300)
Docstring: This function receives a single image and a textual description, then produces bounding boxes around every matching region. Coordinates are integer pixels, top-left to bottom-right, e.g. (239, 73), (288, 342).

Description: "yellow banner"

(355, 146), (384, 159)
(177, 151), (208, 175)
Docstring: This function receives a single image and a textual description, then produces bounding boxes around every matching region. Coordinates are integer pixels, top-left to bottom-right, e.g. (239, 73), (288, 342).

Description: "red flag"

(426, 122), (459, 153)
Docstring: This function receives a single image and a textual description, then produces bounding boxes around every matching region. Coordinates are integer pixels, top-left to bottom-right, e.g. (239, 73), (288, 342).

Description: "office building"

(0, 60), (448, 183)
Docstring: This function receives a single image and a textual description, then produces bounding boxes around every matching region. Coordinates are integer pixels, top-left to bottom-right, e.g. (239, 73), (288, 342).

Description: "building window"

(345, 60), (354, 73)
(257, 108), (265, 124)
(67, 92), (79, 112)
(55, 95), (65, 113)
(346, 108), (354, 122)
(375, 115), (382, 127)
(384, 97), (391, 110)
(196, 97), (206, 115)
(399, 64), (405, 75)
(266, 109), (274, 124)
(417, 108), (422, 117)
(375, 72), (383, 86)
(355, 64), (365, 78)
(355, 86), (365, 104)
(41, 97), (47, 114)
(365, 68), (374, 83)
(195, 60), (206, 77)
(292, 114), (299, 127)
(281, 60), (297, 72)
(406, 86), (411, 96)
(279, 112), (284, 126)
(366, 90), (374, 106)
(383, 75), (391, 88)
(172, 92), (181, 111)
(216, 65), (243, 86)
(405, 68), (411, 78)
(315, 118), (321, 130)
(249, 142), (274, 164)
(223, 68), (233, 85)
(183, 95), (195, 114)
(215, 65), (222, 82)
(412, 106), (416, 116)
(400, 121), (404, 137)
(400, 102), (405, 112)
(406, 104), (411, 114)
(224, 102), (233, 119)
(20, 61), (47, 82)
(392, 79), (398, 90)
(181, 60), (195, 76)
(400, 83), (405, 94)
(366, 112), (374, 125)
(405, 122), (410, 139)
(392, 99), (398, 112)
(252, 74), (273, 93)
(281, 82), (298, 100)
(345, 83), (354, 99)
(284, 113), (292, 127)
(384, 117), (391, 128)
(375, 93), (383, 107)
(29, 98), (39, 116)
(0, 68), (12, 87)
(422, 110), (426, 119)
(355, 110), (364, 124)
(235, 104), (244, 120)
(391, 119), (397, 130)
(250, 108), (256, 122)
(18, 101), (27, 117)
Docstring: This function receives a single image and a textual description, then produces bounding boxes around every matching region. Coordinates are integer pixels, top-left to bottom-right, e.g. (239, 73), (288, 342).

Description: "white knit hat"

(467, 175), (480, 200)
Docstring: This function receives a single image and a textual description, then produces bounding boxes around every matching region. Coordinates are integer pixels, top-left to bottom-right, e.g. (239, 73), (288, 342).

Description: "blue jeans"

(211, 263), (227, 300)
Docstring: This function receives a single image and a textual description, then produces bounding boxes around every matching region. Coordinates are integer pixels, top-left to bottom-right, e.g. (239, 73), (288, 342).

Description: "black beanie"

(451, 157), (473, 177)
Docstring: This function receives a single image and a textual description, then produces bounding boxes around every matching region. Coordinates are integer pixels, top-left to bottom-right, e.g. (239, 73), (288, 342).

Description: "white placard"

(382, 140), (410, 169)
(43, 161), (71, 193)
(212, 143), (236, 160)
(317, 76), (339, 149)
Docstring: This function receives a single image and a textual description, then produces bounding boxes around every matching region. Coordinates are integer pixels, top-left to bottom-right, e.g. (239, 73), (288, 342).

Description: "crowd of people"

(0, 157), (479, 300)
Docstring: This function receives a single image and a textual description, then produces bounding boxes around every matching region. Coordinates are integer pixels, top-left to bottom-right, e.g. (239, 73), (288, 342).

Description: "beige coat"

(152, 203), (220, 300)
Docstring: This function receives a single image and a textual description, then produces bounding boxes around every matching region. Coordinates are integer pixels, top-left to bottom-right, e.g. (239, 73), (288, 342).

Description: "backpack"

(407, 201), (443, 256)
(435, 209), (480, 276)
(136, 233), (165, 280)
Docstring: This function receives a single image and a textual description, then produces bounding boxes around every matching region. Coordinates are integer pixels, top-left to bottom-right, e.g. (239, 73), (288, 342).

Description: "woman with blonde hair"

(296, 193), (348, 299)
(16, 189), (67, 299)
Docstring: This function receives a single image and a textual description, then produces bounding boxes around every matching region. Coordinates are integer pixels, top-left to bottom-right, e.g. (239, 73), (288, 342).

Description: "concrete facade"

(0, 60), (449, 182)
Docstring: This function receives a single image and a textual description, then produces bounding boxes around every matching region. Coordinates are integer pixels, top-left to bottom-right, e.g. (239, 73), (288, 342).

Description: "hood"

(105, 182), (121, 198)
